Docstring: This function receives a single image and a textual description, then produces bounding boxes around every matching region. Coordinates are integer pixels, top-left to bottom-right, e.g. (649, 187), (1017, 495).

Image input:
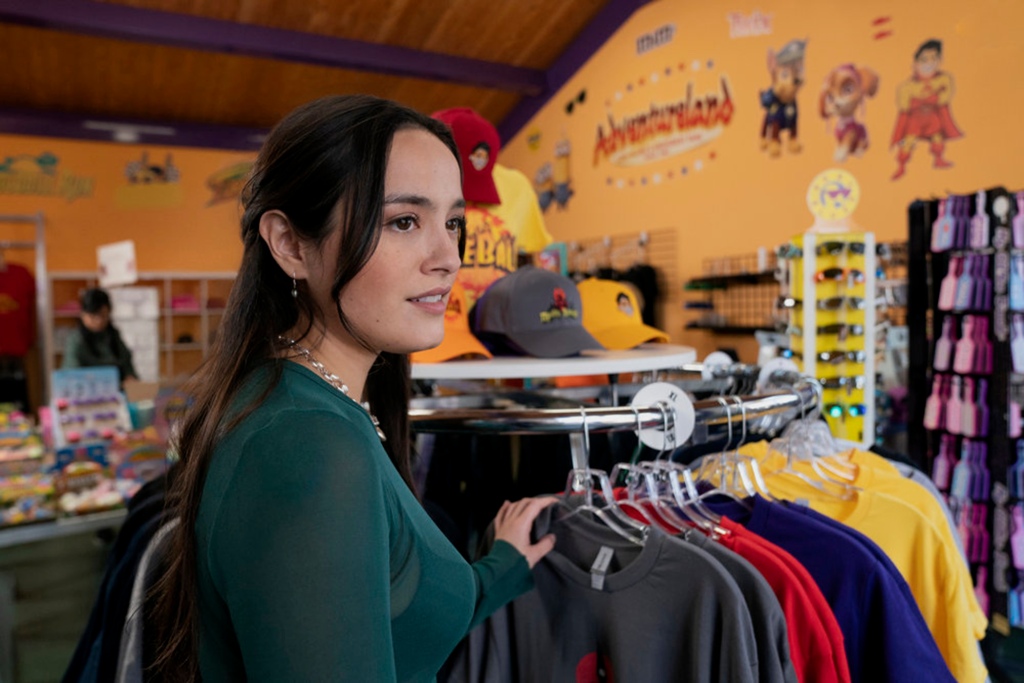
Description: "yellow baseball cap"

(578, 278), (668, 349)
(411, 281), (493, 363)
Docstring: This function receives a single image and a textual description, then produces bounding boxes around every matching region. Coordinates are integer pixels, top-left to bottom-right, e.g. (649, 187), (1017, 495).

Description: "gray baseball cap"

(469, 266), (605, 358)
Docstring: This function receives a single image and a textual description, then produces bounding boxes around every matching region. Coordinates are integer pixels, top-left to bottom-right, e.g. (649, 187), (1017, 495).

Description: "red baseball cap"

(431, 107), (501, 204)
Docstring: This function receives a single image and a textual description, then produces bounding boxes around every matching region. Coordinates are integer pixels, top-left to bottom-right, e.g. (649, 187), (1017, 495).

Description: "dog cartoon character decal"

(820, 64), (880, 162)
(759, 39), (807, 157)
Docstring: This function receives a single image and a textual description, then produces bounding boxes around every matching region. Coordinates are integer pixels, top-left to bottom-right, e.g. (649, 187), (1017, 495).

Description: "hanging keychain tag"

(631, 382), (696, 451)
(590, 546), (615, 590)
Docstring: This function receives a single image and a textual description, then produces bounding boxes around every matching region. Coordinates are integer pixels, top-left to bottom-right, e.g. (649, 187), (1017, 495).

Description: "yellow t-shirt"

(739, 442), (988, 683)
(835, 448), (987, 635)
(458, 164), (552, 308)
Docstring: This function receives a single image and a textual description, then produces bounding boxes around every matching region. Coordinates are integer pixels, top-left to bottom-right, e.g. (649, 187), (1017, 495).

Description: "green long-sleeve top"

(195, 362), (534, 681)
(61, 324), (137, 381)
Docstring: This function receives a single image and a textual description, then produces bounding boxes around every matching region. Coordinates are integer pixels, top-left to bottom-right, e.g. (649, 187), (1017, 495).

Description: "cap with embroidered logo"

(431, 107), (501, 204)
(469, 266), (604, 358)
(411, 281), (493, 364)
(577, 278), (668, 350)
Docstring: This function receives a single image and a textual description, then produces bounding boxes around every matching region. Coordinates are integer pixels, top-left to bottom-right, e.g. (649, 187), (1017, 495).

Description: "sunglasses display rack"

(907, 186), (1019, 629)
(778, 231), (876, 446)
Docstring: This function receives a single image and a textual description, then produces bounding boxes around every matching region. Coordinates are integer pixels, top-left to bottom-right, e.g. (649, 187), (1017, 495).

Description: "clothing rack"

(409, 372), (816, 457)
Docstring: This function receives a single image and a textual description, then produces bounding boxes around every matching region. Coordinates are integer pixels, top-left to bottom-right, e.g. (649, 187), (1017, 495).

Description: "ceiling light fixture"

(82, 120), (177, 143)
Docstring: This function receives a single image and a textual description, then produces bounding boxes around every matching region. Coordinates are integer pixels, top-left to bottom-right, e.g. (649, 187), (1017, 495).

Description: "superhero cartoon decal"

(819, 64), (880, 162)
(759, 39), (807, 157)
(890, 39), (963, 180)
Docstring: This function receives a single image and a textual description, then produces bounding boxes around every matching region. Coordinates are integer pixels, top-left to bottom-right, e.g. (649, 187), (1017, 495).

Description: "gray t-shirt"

(681, 528), (798, 683)
(446, 503), (760, 682)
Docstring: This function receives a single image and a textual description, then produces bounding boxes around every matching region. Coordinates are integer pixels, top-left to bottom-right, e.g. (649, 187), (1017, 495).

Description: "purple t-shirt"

(705, 495), (955, 683)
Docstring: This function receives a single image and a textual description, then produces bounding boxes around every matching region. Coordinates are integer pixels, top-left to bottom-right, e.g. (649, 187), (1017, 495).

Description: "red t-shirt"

(0, 264), (35, 356)
(717, 517), (851, 683)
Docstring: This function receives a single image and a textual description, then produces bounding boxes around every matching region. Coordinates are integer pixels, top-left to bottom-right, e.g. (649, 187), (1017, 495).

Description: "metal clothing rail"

(409, 377), (817, 452)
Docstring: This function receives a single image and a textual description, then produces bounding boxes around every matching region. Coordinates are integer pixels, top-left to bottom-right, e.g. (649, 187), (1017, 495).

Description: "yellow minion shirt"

(739, 441), (988, 683)
(458, 164), (552, 309)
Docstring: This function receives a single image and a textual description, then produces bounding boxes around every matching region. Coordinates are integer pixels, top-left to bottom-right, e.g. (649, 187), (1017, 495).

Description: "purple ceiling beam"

(0, 0), (547, 95)
(0, 107), (268, 151)
(496, 0), (651, 144)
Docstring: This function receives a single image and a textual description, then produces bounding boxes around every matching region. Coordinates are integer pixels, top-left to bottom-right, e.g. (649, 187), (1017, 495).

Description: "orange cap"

(578, 278), (668, 349)
(411, 282), (493, 363)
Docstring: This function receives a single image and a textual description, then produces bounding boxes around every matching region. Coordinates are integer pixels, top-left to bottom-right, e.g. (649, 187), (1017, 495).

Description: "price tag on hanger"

(630, 382), (695, 451)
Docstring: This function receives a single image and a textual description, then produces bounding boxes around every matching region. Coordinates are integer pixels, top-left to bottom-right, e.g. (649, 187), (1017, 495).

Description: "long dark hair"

(150, 95), (461, 680)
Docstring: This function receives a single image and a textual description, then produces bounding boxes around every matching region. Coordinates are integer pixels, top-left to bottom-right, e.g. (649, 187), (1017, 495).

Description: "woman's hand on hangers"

(494, 497), (558, 569)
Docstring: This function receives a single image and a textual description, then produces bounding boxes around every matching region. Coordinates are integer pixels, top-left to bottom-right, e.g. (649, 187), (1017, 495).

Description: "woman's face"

(81, 306), (111, 332)
(310, 127), (464, 356)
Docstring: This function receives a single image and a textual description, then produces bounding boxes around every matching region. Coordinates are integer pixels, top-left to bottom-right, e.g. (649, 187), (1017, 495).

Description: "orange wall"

(0, 136), (251, 273)
(501, 0), (1024, 359)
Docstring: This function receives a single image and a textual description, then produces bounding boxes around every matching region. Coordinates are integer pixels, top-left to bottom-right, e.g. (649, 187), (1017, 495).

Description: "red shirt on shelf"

(0, 264), (36, 356)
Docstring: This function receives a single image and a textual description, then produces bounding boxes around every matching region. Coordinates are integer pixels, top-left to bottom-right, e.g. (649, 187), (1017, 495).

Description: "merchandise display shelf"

(0, 509), (127, 550)
(685, 323), (773, 335)
(411, 343), (696, 380)
(684, 271), (778, 289)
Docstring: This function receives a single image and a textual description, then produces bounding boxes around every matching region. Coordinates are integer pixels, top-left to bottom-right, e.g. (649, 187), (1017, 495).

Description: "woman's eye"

(390, 216), (416, 231)
(446, 217), (466, 233)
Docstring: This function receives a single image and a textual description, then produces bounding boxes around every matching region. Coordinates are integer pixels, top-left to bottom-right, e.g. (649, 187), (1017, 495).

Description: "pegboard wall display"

(683, 250), (781, 335)
(566, 228), (679, 334)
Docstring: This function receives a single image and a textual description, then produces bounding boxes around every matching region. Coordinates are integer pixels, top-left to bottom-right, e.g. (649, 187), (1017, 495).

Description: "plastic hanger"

(562, 407), (647, 546)
(725, 395), (777, 500)
(691, 398), (755, 509)
(643, 402), (727, 532)
(763, 388), (857, 500)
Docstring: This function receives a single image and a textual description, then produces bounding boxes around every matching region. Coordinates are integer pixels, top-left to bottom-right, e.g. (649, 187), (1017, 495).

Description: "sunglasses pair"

(821, 376), (866, 390)
(776, 241), (869, 260)
(817, 241), (867, 256)
(825, 403), (867, 419)
(789, 323), (865, 337)
(814, 268), (865, 284)
(788, 349), (867, 364)
(778, 296), (867, 310)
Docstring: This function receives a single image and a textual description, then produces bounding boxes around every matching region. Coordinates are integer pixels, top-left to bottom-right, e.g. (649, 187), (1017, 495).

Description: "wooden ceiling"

(0, 0), (632, 147)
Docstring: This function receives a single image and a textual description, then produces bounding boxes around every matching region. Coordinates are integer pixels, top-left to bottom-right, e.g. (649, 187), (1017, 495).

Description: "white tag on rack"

(757, 357), (801, 392)
(631, 382), (696, 451)
(701, 351), (734, 381)
(590, 546), (615, 590)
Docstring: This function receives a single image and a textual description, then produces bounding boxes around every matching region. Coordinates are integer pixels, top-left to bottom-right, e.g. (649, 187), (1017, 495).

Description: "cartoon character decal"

(890, 39), (963, 180)
(820, 64), (879, 162)
(534, 137), (574, 212)
(468, 141), (491, 172)
(553, 138), (574, 210)
(535, 162), (554, 212)
(616, 292), (634, 317)
(125, 152), (179, 184)
(759, 39), (807, 157)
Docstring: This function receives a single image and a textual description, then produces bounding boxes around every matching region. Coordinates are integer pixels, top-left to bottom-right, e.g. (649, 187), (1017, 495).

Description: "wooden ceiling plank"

(498, 0), (649, 142)
(0, 0), (547, 94)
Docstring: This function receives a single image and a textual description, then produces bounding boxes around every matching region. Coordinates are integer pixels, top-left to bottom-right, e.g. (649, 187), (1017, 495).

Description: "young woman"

(61, 287), (138, 384)
(152, 95), (556, 681)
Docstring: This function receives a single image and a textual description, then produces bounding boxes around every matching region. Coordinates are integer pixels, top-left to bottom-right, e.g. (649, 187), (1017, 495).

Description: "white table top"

(411, 344), (696, 380)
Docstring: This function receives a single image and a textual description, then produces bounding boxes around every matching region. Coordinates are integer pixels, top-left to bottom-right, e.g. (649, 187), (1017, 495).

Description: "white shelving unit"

(47, 271), (235, 392)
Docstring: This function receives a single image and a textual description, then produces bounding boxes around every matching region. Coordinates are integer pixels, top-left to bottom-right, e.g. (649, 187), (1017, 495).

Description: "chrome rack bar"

(410, 382), (817, 449)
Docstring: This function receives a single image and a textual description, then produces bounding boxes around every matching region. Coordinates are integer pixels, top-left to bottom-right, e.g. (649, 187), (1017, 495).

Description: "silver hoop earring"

(291, 272), (298, 299)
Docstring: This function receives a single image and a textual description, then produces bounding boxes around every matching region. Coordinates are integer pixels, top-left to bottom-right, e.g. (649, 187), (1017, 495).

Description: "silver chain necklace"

(279, 336), (386, 441)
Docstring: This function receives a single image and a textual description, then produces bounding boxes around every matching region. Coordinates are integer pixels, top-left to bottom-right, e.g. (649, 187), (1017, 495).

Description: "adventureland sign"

(593, 76), (735, 167)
